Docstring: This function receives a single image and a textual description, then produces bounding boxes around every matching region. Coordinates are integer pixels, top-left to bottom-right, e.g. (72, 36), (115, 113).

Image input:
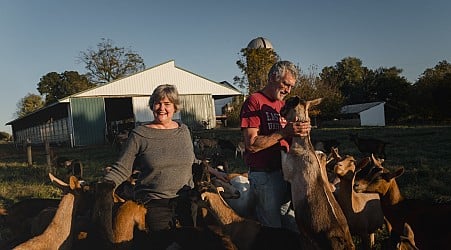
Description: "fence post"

(27, 142), (32, 167)
(45, 140), (53, 173)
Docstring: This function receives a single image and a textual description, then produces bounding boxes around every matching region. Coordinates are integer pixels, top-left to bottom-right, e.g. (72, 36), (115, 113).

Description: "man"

(240, 60), (310, 229)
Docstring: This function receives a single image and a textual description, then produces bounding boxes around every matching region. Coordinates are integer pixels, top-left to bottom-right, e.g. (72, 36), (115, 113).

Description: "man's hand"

(283, 121), (311, 137)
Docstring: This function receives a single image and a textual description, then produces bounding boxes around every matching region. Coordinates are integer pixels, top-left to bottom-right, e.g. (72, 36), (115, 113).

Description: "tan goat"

(13, 174), (83, 250)
(112, 200), (147, 244)
(280, 96), (355, 249)
(196, 182), (301, 250)
(332, 153), (384, 249)
(396, 223), (418, 250)
(353, 154), (451, 249)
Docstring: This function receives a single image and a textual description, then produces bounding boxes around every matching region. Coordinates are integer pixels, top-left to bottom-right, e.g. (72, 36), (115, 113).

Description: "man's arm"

(243, 122), (311, 153)
(242, 127), (284, 153)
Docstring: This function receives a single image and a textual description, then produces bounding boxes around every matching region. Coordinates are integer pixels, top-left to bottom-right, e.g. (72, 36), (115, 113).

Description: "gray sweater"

(104, 122), (195, 200)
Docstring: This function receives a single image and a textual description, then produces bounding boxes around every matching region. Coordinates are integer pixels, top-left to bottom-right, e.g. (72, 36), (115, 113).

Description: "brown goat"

(353, 155), (451, 249)
(280, 96), (355, 249)
(349, 133), (389, 159)
(1, 198), (60, 243)
(395, 223), (418, 250)
(194, 138), (218, 151)
(113, 200), (147, 245)
(195, 182), (301, 250)
(332, 154), (384, 249)
(13, 174), (84, 250)
(54, 157), (83, 179)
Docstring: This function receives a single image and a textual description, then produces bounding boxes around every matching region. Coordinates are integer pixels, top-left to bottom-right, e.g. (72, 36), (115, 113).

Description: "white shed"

(340, 102), (386, 126)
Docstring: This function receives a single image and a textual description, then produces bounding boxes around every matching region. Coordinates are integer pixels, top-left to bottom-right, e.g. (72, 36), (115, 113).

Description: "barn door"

(70, 97), (106, 146)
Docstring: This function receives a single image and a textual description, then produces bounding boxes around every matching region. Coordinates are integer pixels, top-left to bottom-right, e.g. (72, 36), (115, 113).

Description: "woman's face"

(152, 96), (175, 124)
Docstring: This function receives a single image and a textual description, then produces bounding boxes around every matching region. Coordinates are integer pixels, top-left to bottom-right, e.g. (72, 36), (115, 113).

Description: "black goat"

(349, 133), (389, 159)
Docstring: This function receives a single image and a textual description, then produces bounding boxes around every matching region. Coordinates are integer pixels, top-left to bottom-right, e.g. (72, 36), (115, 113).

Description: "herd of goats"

(1, 97), (450, 249)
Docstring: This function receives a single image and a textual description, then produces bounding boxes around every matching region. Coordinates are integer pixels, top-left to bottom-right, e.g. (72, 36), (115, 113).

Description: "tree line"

(230, 48), (451, 126)
(13, 39), (451, 131)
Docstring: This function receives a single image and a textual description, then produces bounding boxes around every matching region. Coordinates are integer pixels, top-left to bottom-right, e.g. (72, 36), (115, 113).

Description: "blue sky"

(1, 0), (450, 134)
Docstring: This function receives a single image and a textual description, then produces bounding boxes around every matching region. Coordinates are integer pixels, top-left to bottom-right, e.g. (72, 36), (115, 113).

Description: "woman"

(104, 84), (197, 232)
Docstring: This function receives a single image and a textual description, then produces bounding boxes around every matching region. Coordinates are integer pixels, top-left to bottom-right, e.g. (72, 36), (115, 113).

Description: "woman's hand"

(208, 166), (229, 182)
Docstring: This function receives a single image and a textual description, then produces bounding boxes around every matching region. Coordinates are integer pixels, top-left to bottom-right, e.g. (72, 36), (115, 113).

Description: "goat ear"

(402, 223), (415, 241)
(331, 147), (341, 161)
(49, 172), (69, 187)
(386, 167), (404, 180)
(286, 96), (300, 108)
(69, 175), (80, 190)
(357, 157), (370, 170)
(113, 190), (126, 203)
(310, 98), (322, 107)
(393, 167), (404, 178)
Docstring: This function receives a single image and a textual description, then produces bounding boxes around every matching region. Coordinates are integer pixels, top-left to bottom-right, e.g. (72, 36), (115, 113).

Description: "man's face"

(273, 71), (296, 101)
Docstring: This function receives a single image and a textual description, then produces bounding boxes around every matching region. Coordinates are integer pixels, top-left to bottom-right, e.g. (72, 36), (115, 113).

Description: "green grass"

(1, 125), (450, 248)
(1, 125), (450, 203)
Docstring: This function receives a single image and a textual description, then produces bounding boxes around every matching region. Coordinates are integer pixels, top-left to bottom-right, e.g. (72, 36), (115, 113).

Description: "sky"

(1, 0), (450, 134)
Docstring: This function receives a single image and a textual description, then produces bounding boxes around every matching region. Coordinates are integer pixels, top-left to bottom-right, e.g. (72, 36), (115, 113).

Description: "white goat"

(234, 141), (245, 159)
(223, 174), (255, 219)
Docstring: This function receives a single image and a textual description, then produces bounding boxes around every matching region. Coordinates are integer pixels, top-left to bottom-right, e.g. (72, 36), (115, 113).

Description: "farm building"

(6, 60), (242, 147)
(339, 101), (386, 126)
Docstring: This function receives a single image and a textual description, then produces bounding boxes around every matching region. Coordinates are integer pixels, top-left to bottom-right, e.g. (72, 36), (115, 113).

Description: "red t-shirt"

(240, 91), (289, 171)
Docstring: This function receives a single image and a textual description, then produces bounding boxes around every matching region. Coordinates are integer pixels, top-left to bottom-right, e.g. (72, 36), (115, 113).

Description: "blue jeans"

(249, 170), (292, 228)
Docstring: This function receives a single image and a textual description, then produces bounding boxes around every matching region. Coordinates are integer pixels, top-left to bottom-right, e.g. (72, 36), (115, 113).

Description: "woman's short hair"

(149, 84), (181, 112)
(268, 60), (299, 83)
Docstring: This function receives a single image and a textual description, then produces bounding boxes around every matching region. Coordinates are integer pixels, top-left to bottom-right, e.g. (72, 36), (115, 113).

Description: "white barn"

(7, 60), (242, 146)
(340, 101), (386, 126)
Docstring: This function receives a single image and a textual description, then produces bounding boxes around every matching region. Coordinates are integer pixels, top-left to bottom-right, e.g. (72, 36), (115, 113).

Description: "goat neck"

(380, 178), (404, 207)
(280, 97), (355, 250)
(201, 190), (260, 250)
(201, 191), (245, 226)
(13, 175), (82, 250)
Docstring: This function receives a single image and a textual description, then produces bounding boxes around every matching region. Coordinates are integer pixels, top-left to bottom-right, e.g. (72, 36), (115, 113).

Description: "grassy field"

(1, 125), (450, 204)
(1, 125), (450, 247)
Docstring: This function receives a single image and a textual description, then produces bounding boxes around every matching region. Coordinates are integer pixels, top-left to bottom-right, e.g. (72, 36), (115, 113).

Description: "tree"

(411, 60), (451, 121)
(79, 38), (145, 84)
(320, 57), (370, 105)
(366, 67), (412, 123)
(16, 93), (44, 118)
(235, 47), (279, 94)
(37, 71), (95, 104)
(0, 131), (11, 141)
(291, 65), (344, 121)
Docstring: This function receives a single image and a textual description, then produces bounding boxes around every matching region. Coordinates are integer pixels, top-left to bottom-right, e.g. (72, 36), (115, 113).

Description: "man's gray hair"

(268, 61), (299, 83)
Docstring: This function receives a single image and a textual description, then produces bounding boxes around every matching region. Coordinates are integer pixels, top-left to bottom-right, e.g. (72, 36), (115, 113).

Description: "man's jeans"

(249, 170), (293, 229)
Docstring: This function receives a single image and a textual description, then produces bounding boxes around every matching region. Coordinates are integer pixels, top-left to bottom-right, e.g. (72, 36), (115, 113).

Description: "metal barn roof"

(340, 102), (385, 114)
(60, 60), (242, 102)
